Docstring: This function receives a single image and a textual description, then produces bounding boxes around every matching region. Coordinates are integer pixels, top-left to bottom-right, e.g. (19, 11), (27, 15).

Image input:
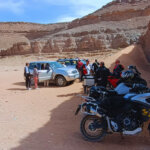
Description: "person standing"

(92, 59), (99, 74)
(95, 62), (110, 87)
(85, 59), (92, 75)
(113, 60), (124, 78)
(33, 65), (39, 89)
(80, 64), (87, 81)
(44, 63), (50, 87)
(24, 63), (31, 90)
(76, 59), (83, 82)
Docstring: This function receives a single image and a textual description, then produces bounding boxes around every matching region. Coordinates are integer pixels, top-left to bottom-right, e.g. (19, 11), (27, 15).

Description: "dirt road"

(0, 69), (149, 150)
(0, 45), (150, 150)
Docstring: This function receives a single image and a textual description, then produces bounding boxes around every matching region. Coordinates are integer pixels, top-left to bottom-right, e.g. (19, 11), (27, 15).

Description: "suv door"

(38, 63), (53, 82)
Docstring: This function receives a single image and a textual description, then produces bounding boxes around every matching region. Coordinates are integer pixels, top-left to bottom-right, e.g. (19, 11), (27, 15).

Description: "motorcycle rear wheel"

(80, 115), (107, 142)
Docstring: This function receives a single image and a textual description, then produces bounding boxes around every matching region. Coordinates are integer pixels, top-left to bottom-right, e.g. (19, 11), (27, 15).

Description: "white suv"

(29, 61), (79, 86)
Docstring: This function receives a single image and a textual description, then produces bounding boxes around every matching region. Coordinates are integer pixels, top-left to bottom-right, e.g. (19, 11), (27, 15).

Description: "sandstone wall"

(139, 22), (150, 63)
(0, 0), (150, 56)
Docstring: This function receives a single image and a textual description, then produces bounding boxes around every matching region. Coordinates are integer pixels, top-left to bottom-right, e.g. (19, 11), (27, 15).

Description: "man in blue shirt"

(24, 63), (31, 90)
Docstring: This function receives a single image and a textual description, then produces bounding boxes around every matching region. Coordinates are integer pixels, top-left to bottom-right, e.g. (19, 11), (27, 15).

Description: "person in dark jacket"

(95, 61), (110, 87)
(24, 63), (31, 90)
(92, 59), (99, 74)
(113, 60), (124, 78)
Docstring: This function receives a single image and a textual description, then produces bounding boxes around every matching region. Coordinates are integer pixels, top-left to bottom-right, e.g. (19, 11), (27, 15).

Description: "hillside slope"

(104, 44), (150, 86)
(0, 0), (150, 56)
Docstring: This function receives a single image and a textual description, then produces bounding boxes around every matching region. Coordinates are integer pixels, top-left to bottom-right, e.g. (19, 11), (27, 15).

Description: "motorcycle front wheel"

(80, 115), (107, 142)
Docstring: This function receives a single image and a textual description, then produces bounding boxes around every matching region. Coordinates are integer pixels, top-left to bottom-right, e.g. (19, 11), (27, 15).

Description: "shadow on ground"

(10, 92), (150, 150)
(10, 46), (150, 150)
(8, 82), (74, 91)
(7, 88), (27, 91)
(13, 82), (25, 86)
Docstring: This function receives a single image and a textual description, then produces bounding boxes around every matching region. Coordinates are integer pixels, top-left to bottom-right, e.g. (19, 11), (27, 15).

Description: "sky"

(0, 0), (113, 24)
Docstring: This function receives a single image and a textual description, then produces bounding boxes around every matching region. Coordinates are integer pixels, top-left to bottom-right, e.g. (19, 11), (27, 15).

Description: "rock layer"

(139, 22), (150, 63)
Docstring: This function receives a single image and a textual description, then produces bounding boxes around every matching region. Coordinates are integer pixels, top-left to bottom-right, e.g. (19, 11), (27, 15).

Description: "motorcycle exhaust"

(90, 107), (101, 117)
(123, 127), (142, 135)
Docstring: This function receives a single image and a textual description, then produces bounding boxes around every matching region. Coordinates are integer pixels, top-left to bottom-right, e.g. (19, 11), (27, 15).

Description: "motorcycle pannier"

(83, 76), (95, 86)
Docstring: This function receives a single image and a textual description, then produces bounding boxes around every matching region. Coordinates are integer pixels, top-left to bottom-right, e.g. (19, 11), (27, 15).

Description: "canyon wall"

(0, 0), (150, 56)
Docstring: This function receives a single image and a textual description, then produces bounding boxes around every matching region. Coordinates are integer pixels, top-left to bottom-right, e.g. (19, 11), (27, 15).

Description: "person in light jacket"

(85, 59), (92, 75)
(44, 63), (50, 87)
(33, 65), (39, 89)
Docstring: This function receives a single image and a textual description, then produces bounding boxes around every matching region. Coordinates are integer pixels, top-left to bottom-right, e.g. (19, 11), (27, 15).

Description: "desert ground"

(0, 45), (150, 150)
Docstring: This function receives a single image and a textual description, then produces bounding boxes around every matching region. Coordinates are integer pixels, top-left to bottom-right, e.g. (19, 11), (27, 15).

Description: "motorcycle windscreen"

(115, 83), (131, 95)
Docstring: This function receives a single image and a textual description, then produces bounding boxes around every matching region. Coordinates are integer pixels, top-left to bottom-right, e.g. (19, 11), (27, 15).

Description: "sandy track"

(0, 45), (150, 150)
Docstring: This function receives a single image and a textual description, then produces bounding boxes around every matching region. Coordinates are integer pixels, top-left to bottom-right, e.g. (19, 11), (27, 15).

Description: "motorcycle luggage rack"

(81, 96), (96, 102)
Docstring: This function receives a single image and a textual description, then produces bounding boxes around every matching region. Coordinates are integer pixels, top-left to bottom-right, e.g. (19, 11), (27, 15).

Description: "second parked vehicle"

(57, 58), (86, 68)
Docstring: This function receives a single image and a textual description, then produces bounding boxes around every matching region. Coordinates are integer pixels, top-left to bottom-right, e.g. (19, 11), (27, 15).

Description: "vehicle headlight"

(67, 70), (72, 74)
(68, 70), (77, 74)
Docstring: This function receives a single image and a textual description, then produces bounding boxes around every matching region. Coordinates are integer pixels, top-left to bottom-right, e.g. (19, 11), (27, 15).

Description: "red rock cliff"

(139, 22), (150, 63)
(0, 0), (150, 56)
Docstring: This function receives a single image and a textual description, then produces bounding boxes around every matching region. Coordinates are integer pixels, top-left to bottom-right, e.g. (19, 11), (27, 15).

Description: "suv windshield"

(58, 59), (86, 66)
(29, 63), (41, 70)
(50, 62), (63, 69)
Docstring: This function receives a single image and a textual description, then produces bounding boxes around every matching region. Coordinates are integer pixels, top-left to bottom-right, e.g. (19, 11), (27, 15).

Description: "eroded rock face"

(139, 22), (150, 63)
(0, 0), (150, 56)
(0, 42), (31, 56)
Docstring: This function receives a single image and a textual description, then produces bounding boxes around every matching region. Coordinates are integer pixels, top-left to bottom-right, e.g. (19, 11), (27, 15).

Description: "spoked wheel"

(55, 76), (67, 87)
(80, 115), (107, 142)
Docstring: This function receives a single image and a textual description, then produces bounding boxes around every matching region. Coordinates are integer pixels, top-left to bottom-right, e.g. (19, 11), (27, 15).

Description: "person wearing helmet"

(95, 61), (110, 87)
(113, 60), (124, 78)
(117, 70), (135, 86)
(121, 70), (134, 80)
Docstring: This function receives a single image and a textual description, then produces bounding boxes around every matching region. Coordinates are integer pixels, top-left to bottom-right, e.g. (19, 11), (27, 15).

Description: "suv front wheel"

(55, 76), (67, 87)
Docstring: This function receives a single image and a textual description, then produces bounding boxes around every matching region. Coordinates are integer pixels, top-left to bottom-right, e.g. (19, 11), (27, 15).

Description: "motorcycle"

(107, 65), (147, 89)
(75, 84), (150, 142)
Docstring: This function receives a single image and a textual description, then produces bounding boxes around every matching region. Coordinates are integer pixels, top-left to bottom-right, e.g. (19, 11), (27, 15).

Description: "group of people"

(24, 59), (124, 90)
(76, 59), (124, 87)
(24, 63), (39, 90)
(24, 63), (52, 90)
(76, 59), (92, 81)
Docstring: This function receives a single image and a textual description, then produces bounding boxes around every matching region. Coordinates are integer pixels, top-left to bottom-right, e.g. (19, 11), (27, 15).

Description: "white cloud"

(75, 7), (96, 17)
(36, 0), (112, 8)
(43, 0), (103, 8)
(42, 0), (113, 23)
(0, 0), (25, 14)
(57, 16), (77, 22)
(71, 0), (102, 8)
(56, 7), (96, 23)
